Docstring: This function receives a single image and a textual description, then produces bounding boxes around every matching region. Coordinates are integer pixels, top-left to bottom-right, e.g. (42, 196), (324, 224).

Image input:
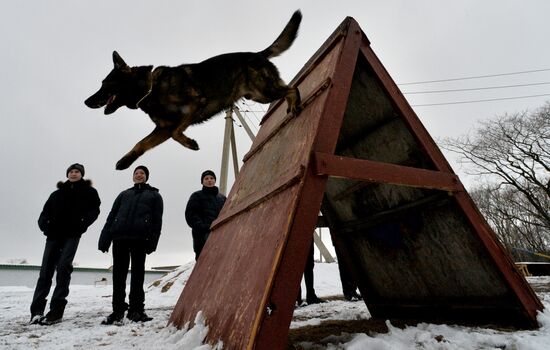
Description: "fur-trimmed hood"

(56, 179), (93, 189)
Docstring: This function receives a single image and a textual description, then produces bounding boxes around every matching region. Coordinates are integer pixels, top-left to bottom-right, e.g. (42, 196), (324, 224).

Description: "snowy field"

(2, 262), (550, 349)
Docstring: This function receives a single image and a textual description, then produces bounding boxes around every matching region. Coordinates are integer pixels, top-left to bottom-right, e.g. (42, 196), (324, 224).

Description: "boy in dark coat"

(98, 165), (163, 325)
(30, 163), (101, 325)
(185, 170), (226, 260)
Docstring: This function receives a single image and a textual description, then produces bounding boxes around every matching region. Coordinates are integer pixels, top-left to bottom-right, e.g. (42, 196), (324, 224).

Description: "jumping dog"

(85, 10), (302, 170)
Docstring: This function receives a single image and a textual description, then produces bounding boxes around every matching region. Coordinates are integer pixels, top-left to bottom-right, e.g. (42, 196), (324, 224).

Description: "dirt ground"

(286, 278), (550, 349)
(287, 318), (401, 349)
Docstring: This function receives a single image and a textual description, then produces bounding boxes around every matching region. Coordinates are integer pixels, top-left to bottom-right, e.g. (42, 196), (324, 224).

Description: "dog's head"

(84, 51), (153, 115)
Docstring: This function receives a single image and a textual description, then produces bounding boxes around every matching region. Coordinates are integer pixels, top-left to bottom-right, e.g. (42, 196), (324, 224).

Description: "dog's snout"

(85, 95), (103, 108)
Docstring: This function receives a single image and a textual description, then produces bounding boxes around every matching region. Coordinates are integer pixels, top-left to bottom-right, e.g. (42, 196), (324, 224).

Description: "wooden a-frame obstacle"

(169, 16), (543, 349)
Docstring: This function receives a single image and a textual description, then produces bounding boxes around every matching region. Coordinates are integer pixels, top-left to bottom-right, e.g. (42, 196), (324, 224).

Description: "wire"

(403, 81), (550, 94)
(238, 100), (263, 131)
(235, 101), (259, 133)
(411, 93), (550, 107)
(399, 68), (550, 85)
(239, 99), (263, 124)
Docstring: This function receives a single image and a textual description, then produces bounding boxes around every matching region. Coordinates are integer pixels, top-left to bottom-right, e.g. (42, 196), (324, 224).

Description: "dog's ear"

(112, 51), (130, 71)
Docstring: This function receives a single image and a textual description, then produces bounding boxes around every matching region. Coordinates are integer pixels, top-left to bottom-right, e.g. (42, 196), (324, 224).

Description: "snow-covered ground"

(2, 262), (550, 349)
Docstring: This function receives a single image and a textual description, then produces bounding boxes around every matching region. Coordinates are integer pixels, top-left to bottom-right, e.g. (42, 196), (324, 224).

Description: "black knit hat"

(201, 170), (216, 183)
(66, 163), (85, 177)
(134, 165), (149, 181)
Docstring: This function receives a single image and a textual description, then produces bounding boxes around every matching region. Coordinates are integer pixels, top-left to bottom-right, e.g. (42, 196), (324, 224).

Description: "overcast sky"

(1, 0), (549, 268)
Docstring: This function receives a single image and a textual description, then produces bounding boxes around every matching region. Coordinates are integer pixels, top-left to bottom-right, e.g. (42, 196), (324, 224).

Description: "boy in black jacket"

(99, 165), (163, 325)
(30, 163), (101, 325)
(185, 170), (226, 260)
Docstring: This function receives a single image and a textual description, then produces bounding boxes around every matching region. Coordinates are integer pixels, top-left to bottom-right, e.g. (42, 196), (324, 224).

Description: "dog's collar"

(136, 69), (153, 108)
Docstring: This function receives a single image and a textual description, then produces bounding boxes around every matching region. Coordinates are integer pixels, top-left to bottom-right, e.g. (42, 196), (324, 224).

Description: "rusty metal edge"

(314, 152), (464, 192)
(453, 191), (543, 327)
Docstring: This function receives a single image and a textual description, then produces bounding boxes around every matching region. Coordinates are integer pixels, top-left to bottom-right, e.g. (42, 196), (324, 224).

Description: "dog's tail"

(260, 10), (302, 58)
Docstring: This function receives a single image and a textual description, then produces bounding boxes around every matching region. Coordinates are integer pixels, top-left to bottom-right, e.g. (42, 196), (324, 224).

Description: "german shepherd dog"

(85, 10), (302, 170)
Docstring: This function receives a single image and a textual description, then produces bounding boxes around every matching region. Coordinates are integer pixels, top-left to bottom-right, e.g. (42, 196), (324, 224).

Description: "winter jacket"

(185, 186), (226, 253)
(98, 183), (163, 254)
(38, 179), (101, 239)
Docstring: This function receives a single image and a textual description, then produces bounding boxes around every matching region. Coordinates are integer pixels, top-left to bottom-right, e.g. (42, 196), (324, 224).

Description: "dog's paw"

(287, 104), (302, 117)
(116, 156), (135, 170)
(187, 139), (200, 151)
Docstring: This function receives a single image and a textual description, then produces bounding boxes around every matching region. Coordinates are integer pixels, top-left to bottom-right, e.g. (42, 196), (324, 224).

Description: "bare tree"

(470, 184), (550, 259)
(442, 102), (550, 229)
(442, 102), (550, 259)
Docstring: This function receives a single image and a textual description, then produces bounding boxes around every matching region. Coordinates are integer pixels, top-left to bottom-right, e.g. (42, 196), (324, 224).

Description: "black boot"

(38, 309), (63, 325)
(306, 294), (326, 305)
(101, 311), (125, 325)
(127, 310), (153, 322)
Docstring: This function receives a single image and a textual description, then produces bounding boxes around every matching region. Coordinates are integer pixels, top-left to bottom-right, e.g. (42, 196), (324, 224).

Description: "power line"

(403, 81), (550, 94)
(399, 68), (550, 85)
(244, 114), (258, 133)
(235, 102), (259, 133)
(412, 93), (550, 107)
(238, 100), (262, 125)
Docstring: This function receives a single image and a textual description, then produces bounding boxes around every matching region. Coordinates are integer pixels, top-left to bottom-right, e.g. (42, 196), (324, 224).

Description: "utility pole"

(219, 106), (255, 195)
